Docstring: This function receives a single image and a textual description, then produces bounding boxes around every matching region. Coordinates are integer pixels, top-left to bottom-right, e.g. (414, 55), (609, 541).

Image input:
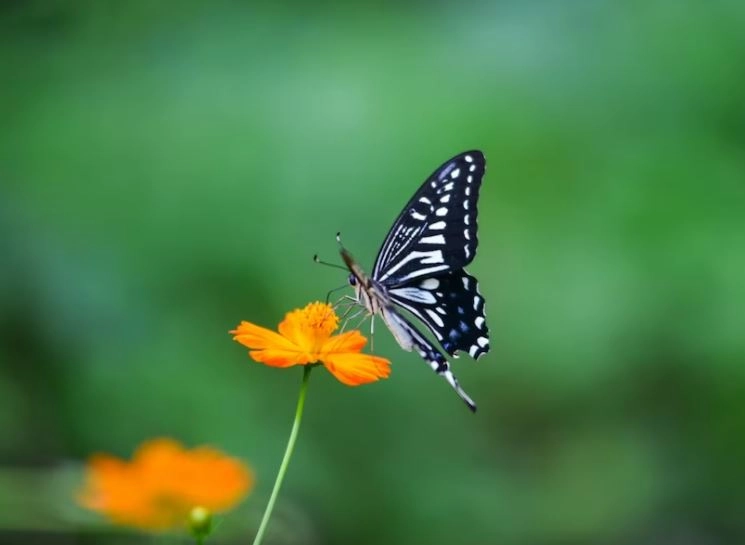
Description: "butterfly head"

(348, 273), (357, 287)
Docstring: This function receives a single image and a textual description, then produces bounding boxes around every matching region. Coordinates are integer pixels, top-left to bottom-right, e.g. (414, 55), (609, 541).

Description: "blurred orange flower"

(79, 438), (252, 530)
(231, 301), (391, 386)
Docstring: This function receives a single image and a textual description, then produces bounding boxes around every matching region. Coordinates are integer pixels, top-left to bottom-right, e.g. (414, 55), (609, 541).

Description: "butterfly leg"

(338, 307), (361, 331)
(332, 293), (356, 309)
(340, 306), (367, 333)
(333, 295), (359, 325)
(334, 301), (355, 318)
(325, 284), (350, 304)
(332, 295), (359, 322)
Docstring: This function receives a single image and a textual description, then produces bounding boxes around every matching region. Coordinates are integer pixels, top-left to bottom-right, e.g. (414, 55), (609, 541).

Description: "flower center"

(301, 302), (339, 339)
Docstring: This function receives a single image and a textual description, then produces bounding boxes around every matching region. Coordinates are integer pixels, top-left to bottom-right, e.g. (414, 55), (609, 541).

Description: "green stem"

(252, 366), (312, 545)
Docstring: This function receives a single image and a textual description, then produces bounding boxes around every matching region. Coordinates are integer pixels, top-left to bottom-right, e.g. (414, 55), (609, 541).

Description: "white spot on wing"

(419, 196), (432, 205)
(430, 221), (446, 230)
(468, 345), (478, 357)
(475, 316), (485, 329)
(462, 276), (470, 289)
(464, 229), (470, 240)
(389, 286), (436, 304)
(444, 182), (454, 191)
(477, 336), (489, 348)
(464, 245), (470, 259)
(465, 186), (471, 196)
(420, 251), (444, 264)
(436, 207), (448, 217)
(395, 264), (449, 279)
(421, 278), (440, 289)
(465, 155), (473, 163)
(440, 194), (451, 203)
(410, 210), (426, 220)
(469, 164), (476, 172)
(473, 295), (480, 310)
(467, 175), (473, 183)
(464, 214), (470, 225)
(425, 309), (445, 328)
(464, 200), (469, 210)
(450, 168), (461, 179)
(420, 234), (446, 245)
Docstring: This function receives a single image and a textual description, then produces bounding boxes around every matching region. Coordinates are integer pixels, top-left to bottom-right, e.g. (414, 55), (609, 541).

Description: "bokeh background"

(2, 1), (744, 544)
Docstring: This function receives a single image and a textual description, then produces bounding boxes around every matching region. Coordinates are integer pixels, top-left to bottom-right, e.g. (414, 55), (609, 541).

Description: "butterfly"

(338, 151), (489, 411)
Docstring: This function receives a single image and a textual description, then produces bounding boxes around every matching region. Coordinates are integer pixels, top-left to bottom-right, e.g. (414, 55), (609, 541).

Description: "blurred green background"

(1, 1), (744, 543)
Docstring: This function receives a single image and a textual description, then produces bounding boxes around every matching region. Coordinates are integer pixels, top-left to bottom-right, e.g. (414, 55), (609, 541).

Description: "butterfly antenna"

(313, 254), (347, 271)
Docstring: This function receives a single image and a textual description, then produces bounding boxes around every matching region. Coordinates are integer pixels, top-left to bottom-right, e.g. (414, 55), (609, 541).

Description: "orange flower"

(230, 301), (391, 386)
(78, 438), (252, 531)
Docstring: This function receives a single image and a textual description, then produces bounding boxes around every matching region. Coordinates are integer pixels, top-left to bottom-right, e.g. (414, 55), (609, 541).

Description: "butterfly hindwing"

(381, 305), (477, 411)
(373, 151), (485, 285)
(387, 270), (489, 359)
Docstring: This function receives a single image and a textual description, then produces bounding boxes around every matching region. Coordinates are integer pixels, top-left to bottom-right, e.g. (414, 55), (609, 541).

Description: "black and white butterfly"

(337, 151), (489, 411)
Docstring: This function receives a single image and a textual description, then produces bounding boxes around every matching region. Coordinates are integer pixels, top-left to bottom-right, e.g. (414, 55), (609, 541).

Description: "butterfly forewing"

(372, 151), (485, 285)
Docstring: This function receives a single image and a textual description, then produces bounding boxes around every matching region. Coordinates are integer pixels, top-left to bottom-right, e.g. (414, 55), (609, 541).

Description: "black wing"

(372, 151), (486, 285)
(387, 270), (489, 359)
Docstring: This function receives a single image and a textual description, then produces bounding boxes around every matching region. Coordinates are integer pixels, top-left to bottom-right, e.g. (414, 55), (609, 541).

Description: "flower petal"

(321, 330), (367, 355)
(249, 348), (311, 368)
(322, 352), (391, 386)
(231, 321), (299, 354)
(78, 438), (252, 531)
(277, 308), (310, 349)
